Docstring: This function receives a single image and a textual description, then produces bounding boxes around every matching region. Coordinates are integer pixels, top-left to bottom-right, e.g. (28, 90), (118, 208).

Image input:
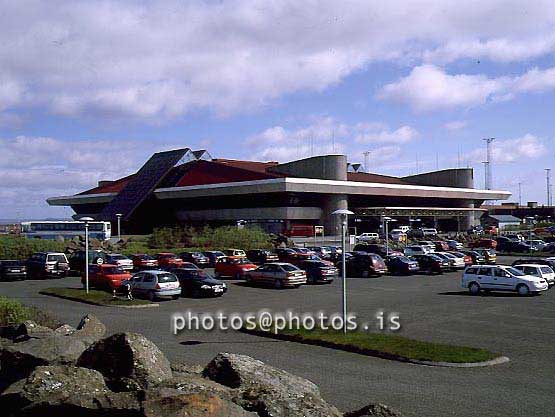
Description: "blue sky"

(1, 0), (554, 219)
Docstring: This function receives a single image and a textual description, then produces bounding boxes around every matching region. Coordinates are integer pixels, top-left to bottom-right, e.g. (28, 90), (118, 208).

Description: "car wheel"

(171, 294), (179, 300)
(469, 282), (481, 295)
(308, 275), (315, 284)
(214, 271), (220, 278)
(235, 272), (242, 280)
(147, 291), (156, 302)
(362, 270), (369, 278)
(274, 279), (283, 289)
(245, 275), (252, 284)
(517, 284), (530, 297)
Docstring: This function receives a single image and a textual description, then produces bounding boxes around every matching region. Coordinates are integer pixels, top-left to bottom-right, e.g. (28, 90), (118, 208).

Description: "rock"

(0, 365), (142, 416)
(74, 314), (105, 343)
(171, 362), (204, 375)
(54, 324), (76, 336)
(77, 332), (172, 390)
(203, 352), (342, 417)
(142, 390), (257, 417)
(14, 320), (54, 342)
(344, 403), (404, 417)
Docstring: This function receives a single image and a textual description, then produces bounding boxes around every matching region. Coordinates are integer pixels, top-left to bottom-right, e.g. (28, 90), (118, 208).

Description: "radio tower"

(546, 169), (551, 206)
(363, 151), (371, 172)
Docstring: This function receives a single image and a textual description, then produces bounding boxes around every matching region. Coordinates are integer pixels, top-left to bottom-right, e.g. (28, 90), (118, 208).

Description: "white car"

(357, 232), (380, 242)
(106, 253), (134, 271)
(461, 265), (549, 296)
(416, 241), (436, 252)
(421, 228), (438, 237)
(128, 270), (181, 301)
(389, 229), (407, 241)
(436, 252), (466, 270)
(404, 245), (431, 256)
(512, 264), (555, 286)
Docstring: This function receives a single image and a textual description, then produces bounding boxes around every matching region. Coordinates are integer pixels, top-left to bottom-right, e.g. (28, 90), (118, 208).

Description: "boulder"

(77, 332), (172, 390)
(73, 314), (105, 343)
(203, 352), (342, 417)
(54, 324), (76, 336)
(14, 320), (54, 341)
(171, 362), (204, 375)
(344, 403), (404, 417)
(0, 365), (142, 417)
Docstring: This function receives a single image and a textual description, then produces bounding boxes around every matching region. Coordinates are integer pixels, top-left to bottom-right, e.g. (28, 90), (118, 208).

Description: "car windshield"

(428, 254), (442, 261)
(137, 254), (153, 260)
(540, 267), (553, 274)
(281, 264), (299, 272)
(308, 262), (328, 268)
(158, 273), (178, 283)
(506, 267), (525, 276)
(231, 258), (250, 264)
(110, 255), (127, 260)
(47, 254), (66, 262)
(396, 256), (412, 262)
(160, 254), (176, 259)
(104, 266), (125, 274)
(1, 260), (23, 266)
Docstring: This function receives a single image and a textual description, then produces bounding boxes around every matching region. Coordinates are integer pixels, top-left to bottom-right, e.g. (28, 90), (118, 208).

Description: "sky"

(1, 0), (554, 219)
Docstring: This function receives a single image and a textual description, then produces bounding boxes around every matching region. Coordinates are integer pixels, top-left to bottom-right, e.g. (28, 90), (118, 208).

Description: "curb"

(39, 291), (159, 308)
(240, 329), (508, 368)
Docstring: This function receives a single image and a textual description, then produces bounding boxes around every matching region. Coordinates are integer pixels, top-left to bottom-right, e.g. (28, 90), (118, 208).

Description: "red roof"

(347, 172), (412, 185)
(175, 160), (279, 187)
(211, 158), (279, 174)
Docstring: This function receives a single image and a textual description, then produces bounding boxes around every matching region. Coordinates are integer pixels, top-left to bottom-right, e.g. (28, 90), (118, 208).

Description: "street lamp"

(79, 217), (94, 294)
(332, 209), (354, 334)
(383, 216), (397, 256)
(116, 213), (122, 241)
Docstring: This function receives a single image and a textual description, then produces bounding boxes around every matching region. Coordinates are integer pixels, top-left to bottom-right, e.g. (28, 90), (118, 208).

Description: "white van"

(398, 226), (410, 233)
(461, 265), (548, 296)
(512, 264), (555, 286)
(421, 228), (438, 237)
(357, 233), (379, 242)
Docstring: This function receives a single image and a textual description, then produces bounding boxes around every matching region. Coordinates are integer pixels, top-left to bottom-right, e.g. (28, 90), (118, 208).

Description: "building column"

(321, 194), (348, 236)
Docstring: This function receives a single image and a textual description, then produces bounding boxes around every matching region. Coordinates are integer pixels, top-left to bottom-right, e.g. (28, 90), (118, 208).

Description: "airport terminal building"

(47, 148), (510, 235)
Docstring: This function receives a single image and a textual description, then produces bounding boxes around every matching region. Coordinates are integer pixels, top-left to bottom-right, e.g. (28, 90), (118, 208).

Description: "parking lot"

(1, 256), (554, 417)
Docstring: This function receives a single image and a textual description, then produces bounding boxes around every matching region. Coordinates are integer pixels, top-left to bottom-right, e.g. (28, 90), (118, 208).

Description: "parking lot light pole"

(116, 213), (122, 241)
(80, 217), (94, 294)
(333, 209), (354, 334)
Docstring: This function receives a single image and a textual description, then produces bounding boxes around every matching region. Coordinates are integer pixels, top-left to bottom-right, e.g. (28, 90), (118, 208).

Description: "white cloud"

(247, 118), (417, 162)
(444, 120), (468, 131)
(466, 134), (547, 164)
(0, 1), (554, 120)
(378, 65), (555, 111)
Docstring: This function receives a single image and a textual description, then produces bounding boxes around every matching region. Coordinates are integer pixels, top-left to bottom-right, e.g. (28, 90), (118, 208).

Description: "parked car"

(495, 236), (515, 252)
(127, 270), (181, 300)
(415, 241), (436, 252)
(339, 253), (387, 277)
(411, 254), (449, 274)
(472, 248), (497, 264)
(68, 250), (107, 273)
(462, 265), (549, 296)
(446, 240), (464, 251)
(434, 241), (449, 251)
(512, 258), (555, 270)
(26, 252), (69, 279)
(389, 229), (407, 242)
(541, 242), (555, 253)
(512, 264), (555, 287)
(106, 254), (134, 271)
(244, 263), (307, 288)
(81, 264), (131, 291)
(246, 249), (280, 264)
(131, 254), (159, 270)
(449, 251), (473, 266)
(404, 245), (431, 256)
(525, 240), (546, 252)
(179, 251), (210, 268)
(353, 243), (402, 258)
(223, 249), (247, 258)
(505, 241), (533, 253)
(0, 260), (27, 281)
(384, 255), (419, 275)
(214, 256), (257, 279)
(171, 268), (227, 297)
(156, 253), (184, 269)
(305, 246), (332, 259)
(470, 238), (497, 250)
(421, 228), (438, 237)
(276, 248), (310, 264)
(202, 251), (226, 267)
(356, 232), (379, 242)
(460, 250), (486, 265)
(297, 260), (337, 284)
(435, 252), (466, 270)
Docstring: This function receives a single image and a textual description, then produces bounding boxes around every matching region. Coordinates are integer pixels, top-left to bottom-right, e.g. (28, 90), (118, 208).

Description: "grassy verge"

(0, 296), (62, 328)
(244, 328), (500, 364)
(39, 287), (152, 307)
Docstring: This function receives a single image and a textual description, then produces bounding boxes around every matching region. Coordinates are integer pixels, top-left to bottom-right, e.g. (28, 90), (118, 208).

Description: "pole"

(117, 214), (122, 241)
(341, 215), (347, 334)
(546, 169), (551, 206)
(518, 182), (522, 207)
(85, 222), (89, 294)
(385, 220), (389, 256)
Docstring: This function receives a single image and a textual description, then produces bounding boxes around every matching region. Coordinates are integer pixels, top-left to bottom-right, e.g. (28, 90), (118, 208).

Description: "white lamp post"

(116, 213), (122, 241)
(80, 217), (94, 294)
(332, 209), (354, 334)
(383, 216), (396, 256)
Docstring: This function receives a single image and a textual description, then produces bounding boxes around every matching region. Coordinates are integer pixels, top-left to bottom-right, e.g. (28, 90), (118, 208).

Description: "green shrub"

(0, 235), (65, 260)
(0, 296), (62, 328)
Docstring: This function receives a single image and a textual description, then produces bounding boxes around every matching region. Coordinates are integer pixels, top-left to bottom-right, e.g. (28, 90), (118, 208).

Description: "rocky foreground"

(0, 315), (402, 416)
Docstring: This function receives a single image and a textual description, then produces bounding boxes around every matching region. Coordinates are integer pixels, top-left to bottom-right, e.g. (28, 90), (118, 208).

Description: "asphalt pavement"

(1, 256), (554, 417)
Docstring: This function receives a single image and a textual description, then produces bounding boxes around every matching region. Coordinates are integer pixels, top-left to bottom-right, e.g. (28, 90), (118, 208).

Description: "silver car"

(106, 253), (134, 271)
(128, 270), (181, 301)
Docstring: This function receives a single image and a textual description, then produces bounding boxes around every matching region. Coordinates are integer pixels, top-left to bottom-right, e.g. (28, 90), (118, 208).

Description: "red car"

(470, 239), (497, 249)
(81, 264), (131, 291)
(132, 254), (159, 270)
(214, 256), (257, 279)
(156, 253), (184, 269)
(276, 248), (311, 265)
(434, 241), (449, 251)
